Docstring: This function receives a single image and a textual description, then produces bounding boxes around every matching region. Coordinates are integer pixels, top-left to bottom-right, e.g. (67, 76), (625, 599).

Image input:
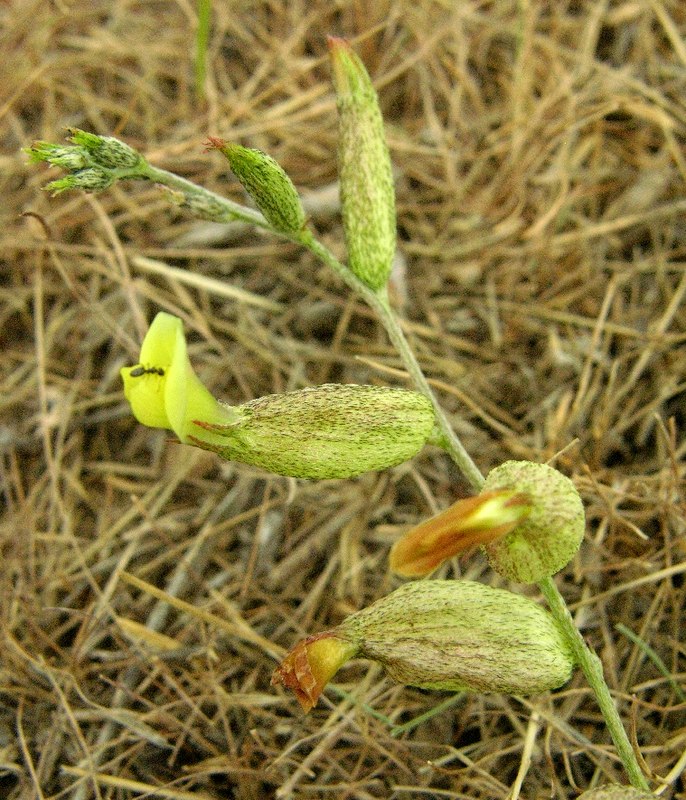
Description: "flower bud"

(328, 37), (396, 291)
(67, 128), (144, 169)
(272, 580), (575, 711)
(390, 490), (532, 578)
(192, 383), (437, 479)
(121, 313), (437, 479)
(481, 461), (585, 583)
(164, 186), (235, 222)
(25, 142), (89, 170)
(207, 138), (306, 233)
(45, 168), (115, 195)
(577, 787), (654, 800)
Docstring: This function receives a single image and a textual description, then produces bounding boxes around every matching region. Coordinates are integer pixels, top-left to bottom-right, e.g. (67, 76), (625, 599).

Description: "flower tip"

(327, 36), (362, 94)
(389, 491), (532, 578)
(203, 136), (227, 152)
(326, 35), (348, 48)
(271, 632), (358, 713)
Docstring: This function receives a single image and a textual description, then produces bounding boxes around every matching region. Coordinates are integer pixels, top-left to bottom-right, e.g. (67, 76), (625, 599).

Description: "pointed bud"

(67, 128), (144, 169)
(481, 461), (585, 583)
(328, 37), (396, 290)
(44, 168), (114, 195)
(577, 787), (654, 800)
(25, 142), (89, 170)
(390, 490), (532, 578)
(207, 138), (306, 233)
(273, 580), (575, 711)
(164, 185), (235, 222)
(191, 383), (437, 479)
(271, 632), (359, 712)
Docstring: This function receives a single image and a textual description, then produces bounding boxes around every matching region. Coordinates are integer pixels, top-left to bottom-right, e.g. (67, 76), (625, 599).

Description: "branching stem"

(134, 164), (647, 790)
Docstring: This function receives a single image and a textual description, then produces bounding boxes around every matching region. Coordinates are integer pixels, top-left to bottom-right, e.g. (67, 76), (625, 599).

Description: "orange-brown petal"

(390, 491), (531, 578)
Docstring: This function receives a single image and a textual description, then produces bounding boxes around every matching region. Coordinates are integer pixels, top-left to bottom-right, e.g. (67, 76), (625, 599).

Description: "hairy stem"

(303, 239), (484, 490)
(371, 292), (485, 491)
(140, 162), (270, 228)
(538, 577), (650, 791)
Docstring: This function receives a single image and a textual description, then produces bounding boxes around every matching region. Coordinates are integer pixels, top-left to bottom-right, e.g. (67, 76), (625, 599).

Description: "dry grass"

(2, 1), (686, 798)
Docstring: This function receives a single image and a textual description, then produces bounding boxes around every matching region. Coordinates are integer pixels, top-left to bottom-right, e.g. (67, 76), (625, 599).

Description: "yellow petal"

(120, 313), (181, 430)
(121, 312), (235, 442)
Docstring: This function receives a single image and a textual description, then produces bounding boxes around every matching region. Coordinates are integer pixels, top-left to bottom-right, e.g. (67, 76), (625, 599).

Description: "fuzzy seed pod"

(193, 384), (437, 479)
(341, 580), (575, 695)
(328, 37), (396, 291)
(209, 139), (306, 233)
(481, 461), (585, 583)
(272, 579), (576, 711)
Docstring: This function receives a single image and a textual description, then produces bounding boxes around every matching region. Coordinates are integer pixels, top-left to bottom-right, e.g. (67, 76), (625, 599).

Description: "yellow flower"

(120, 312), (238, 444)
(121, 313), (437, 479)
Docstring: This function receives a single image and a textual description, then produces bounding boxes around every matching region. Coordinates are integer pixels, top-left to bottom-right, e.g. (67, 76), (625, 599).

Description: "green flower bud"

(207, 138), (306, 233)
(67, 128), (143, 169)
(481, 461), (585, 583)
(577, 787), (654, 800)
(328, 37), (396, 291)
(45, 168), (115, 195)
(25, 142), (89, 170)
(166, 187), (234, 222)
(192, 383), (437, 479)
(272, 580), (576, 711)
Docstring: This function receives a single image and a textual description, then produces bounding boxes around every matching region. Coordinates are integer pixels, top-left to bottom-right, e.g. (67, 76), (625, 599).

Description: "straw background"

(1, 1), (685, 798)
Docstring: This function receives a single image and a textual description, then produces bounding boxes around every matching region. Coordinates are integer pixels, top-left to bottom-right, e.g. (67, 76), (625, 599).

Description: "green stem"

(538, 577), (650, 791)
(302, 239), (484, 491)
(140, 162), (271, 229)
(371, 291), (485, 491)
(195, 0), (211, 99)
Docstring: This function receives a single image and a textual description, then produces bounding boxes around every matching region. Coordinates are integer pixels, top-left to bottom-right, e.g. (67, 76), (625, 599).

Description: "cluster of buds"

(121, 312), (438, 479)
(26, 128), (145, 194)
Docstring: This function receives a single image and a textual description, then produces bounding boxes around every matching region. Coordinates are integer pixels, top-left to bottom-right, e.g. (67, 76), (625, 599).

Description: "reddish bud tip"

(271, 632), (358, 712)
(203, 136), (227, 152)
